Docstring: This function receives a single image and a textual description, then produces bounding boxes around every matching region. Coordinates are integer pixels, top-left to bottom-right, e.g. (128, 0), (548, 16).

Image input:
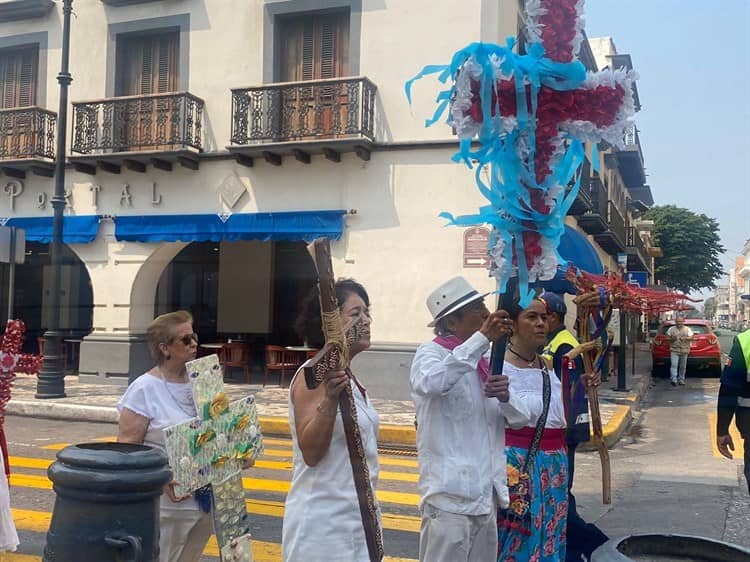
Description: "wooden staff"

(576, 301), (612, 505)
(302, 238), (384, 562)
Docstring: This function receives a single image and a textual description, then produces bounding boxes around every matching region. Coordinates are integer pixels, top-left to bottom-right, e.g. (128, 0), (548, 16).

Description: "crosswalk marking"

(0, 553), (39, 561)
(708, 413), (745, 459)
(9, 434), (421, 561)
(9, 455), (419, 484)
(9, 509), (417, 562)
(37, 441), (420, 468)
(9, 471), (420, 508)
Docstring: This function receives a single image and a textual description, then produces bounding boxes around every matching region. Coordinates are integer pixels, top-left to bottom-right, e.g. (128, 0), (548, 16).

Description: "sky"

(584, 1), (750, 296)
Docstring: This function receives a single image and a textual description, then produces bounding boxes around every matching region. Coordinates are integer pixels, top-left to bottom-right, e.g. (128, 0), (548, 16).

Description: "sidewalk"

(6, 344), (653, 449)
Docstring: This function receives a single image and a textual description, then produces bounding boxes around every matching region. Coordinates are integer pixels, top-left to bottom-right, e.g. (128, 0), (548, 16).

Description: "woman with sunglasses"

(117, 310), (226, 562)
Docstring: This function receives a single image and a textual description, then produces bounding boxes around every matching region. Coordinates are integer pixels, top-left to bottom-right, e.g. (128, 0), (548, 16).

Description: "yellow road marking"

(10, 456), (418, 484)
(708, 413), (745, 459)
(11, 470), (419, 508)
(242, 477), (419, 506)
(0, 554), (40, 562)
(39, 443), (69, 451)
(9, 508), (417, 561)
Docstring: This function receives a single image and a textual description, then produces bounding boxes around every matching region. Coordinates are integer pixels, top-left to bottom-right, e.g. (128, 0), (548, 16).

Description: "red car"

(651, 319), (722, 377)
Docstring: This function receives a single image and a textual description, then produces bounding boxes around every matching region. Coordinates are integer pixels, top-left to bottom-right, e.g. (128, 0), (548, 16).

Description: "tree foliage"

(703, 296), (717, 320)
(643, 205), (725, 293)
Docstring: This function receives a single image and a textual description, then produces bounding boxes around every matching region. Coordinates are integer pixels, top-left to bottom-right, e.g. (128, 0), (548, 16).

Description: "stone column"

(74, 220), (186, 384)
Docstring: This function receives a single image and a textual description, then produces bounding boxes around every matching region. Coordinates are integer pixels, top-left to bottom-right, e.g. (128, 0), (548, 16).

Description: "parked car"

(651, 319), (722, 377)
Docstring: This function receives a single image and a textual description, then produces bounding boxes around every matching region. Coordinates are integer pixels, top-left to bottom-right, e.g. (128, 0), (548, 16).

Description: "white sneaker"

(678, 380), (686, 385)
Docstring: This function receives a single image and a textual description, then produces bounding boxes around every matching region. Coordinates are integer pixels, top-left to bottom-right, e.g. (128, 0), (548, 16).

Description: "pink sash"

(433, 335), (490, 383)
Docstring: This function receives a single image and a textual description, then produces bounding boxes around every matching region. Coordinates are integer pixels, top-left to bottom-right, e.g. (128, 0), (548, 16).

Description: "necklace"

(507, 344), (537, 368)
(157, 366), (196, 418)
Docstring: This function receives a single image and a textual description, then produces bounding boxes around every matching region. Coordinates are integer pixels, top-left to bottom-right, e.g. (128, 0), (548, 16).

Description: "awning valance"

(537, 225), (604, 295)
(5, 215), (101, 244)
(113, 210), (346, 243)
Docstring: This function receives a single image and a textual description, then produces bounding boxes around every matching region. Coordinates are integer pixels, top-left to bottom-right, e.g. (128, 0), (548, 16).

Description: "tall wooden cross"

(303, 237), (383, 562)
(162, 354), (264, 562)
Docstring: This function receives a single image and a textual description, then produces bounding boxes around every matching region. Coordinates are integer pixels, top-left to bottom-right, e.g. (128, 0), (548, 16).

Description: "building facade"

(0, 1), (657, 394)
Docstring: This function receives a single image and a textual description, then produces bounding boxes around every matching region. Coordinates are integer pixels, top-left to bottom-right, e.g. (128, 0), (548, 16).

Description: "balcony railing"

(0, 106), (56, 161)
(626, 226), (649, 269)
(230, 77), (376, 145)
(71, 92), (204, 155)
(607, 200), (626, 245)
(624, 123), (637, 146)
(590, 178), (608, 217)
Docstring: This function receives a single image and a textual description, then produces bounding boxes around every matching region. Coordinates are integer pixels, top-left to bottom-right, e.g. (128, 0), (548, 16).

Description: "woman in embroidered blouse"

(117, 311), (252, 562)
(282, 279), (382, 562)
(497, 297), (568, 562)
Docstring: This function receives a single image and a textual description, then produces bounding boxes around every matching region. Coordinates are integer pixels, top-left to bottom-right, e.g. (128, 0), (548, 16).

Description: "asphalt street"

(2, 365), (748, 560)
(1, 416), (421, 561)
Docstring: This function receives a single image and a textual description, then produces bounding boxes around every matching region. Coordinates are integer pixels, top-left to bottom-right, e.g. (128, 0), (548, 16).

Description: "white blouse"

(282, 372), (381, 562)
(505, 362), (567, 429)
(117, 372), (199, 511)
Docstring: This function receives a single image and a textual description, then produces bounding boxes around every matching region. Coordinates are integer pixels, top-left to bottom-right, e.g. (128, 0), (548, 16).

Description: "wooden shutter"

(0, 45), (38, 109)
(118, 31), (179, 96)
(279, 12), (349, 82)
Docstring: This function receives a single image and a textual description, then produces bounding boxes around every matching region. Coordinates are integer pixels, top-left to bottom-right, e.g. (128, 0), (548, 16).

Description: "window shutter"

(118, 31), (178, 96)
(0, 45), (38, 109)
(279, 11), (349, 82)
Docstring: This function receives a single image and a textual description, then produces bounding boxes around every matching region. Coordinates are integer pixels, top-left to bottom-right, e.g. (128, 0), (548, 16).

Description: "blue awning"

(537, 225), (604, 294)
(6, 215), (101, 244)
(114, 210), (346, 243)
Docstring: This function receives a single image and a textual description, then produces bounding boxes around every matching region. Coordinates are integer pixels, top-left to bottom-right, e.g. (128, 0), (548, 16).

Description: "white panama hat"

(426, 276), (490, 327)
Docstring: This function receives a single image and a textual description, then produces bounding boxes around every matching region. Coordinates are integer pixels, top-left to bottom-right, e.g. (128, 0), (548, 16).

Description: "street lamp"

(36, 0), (73, 398)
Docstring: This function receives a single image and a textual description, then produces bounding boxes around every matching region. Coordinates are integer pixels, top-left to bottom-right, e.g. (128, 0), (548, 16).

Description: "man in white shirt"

(410, 277), (531, 562)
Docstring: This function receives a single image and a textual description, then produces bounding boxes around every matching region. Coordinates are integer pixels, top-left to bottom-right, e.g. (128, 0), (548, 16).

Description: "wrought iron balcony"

(593, 200), (626, 254)
(229, 77), (377, 165)
(605, 123), (646, 188)
(70, 92), (204, 173)
(577, 177), (608, 234)
(0, 106), (56, 177)
(626, 226), (651, 272)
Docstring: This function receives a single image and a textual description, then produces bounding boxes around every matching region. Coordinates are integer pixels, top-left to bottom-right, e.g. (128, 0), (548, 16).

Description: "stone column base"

(78, 333), (152, 385)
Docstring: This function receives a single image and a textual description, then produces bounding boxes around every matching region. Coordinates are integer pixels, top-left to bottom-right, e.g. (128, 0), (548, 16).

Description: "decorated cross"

(406, 0), (637, 307)
(162, 354), (264, 562)
(0, 320), (43, 480)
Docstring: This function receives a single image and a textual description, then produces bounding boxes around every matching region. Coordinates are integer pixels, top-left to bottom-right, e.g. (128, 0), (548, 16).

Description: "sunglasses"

(172, 333), (199, 346)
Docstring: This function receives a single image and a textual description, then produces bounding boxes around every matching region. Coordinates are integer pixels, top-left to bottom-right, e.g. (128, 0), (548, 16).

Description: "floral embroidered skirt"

(497, 446), (568, 562)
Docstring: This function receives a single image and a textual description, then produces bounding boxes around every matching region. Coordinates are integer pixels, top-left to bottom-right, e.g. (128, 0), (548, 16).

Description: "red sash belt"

(505, 427), (565, 451)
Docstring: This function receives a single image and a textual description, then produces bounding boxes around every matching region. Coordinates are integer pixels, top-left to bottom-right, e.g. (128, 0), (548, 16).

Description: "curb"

(579, 369), (652, 451)
(6, 400), (419, 448)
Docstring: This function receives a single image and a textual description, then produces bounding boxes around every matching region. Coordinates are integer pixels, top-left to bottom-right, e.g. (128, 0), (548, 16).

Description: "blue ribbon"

(407, 40), (592, 309)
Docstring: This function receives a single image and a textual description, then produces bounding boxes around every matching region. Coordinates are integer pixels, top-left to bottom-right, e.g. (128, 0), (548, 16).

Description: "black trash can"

(591, 533), (750, 562)
(44, 442), (172, 562)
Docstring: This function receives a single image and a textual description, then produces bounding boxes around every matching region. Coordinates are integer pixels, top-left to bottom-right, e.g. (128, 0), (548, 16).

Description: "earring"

(165, 354), (171, 361)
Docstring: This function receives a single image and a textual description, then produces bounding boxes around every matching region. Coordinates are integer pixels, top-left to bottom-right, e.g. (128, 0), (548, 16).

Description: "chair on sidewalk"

(37, 337), (68, 371)
(263, 345), (298, 387)
(218, 342), (251, 383)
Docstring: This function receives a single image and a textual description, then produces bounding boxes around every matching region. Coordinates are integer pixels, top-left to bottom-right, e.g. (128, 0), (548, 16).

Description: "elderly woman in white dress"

(282, 278), (381, 562)
(117, 311), (213, 562)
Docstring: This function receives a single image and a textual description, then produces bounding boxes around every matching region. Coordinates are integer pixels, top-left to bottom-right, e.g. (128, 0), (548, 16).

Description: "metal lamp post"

(36, 0), (73, 398)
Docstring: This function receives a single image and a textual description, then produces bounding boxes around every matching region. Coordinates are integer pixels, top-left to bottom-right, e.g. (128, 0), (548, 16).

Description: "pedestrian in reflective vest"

(540, 292), (608, 562)
(716, 327), (750, 494)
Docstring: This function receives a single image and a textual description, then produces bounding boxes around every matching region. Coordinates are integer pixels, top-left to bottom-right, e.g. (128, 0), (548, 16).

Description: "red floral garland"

(0, 320), (43, 426)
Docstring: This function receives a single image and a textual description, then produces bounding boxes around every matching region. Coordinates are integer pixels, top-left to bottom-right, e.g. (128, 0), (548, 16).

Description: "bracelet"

(316, 402), (338, 417)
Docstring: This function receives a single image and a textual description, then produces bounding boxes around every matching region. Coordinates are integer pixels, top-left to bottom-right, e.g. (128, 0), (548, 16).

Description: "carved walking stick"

(577, 303), (612, 505)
